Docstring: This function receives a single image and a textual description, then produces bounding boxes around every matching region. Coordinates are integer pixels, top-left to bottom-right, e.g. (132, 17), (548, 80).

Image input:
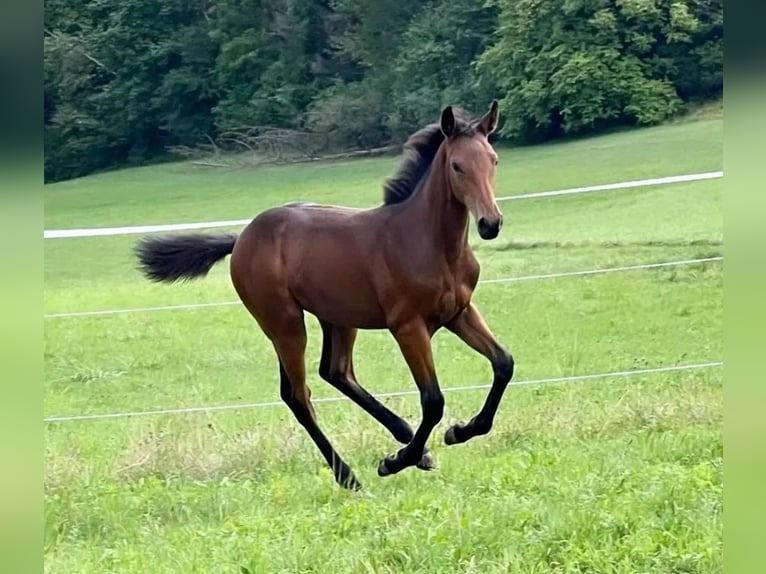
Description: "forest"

(44, 0), (723, 182)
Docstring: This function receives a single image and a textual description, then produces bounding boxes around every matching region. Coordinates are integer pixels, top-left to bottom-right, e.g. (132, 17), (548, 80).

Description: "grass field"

(44, 115), (723, 573)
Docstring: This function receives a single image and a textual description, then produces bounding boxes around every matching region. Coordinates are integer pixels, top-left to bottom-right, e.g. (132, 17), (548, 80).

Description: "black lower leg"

(323, 373), (415, 443)
(378, 386), (444, 476)
(318, 321), (415, 444)
(279, 364), (361, 489)
(445, 351), (514, 445)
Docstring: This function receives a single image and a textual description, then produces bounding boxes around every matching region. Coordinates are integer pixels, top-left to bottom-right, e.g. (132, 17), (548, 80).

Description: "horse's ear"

(478, 100), (499, 135)
(440, 105), (456, 137)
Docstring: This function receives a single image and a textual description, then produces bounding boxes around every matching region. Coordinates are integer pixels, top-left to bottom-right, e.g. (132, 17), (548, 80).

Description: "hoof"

(378, 449), (433, 476)
(377, 456), (394, 477)
(444, 422), (467, 445)
(335, 467), (363, 490)
(416, 451), (436, 471)
(339, 474), (363, 491)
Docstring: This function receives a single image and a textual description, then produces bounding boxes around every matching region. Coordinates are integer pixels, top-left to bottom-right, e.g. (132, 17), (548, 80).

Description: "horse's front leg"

(378, 319), (444, 477)
(443, 302), (515, 445)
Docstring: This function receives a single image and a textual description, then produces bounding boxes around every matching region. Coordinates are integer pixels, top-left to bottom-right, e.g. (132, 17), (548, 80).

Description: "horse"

(135, 101), (515, 490)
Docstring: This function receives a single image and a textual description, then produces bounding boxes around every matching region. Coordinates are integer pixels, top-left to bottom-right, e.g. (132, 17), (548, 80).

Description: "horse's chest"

(433, 274), (475, 323)
(384, 249), (480, 328)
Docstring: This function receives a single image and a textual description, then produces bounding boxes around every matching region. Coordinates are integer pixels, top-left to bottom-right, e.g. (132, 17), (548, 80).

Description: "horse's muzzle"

(477, 216), (502, 240)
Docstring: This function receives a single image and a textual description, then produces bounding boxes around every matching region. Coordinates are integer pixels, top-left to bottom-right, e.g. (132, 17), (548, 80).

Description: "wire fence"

(44, 170), (724, 426)
(45, 256), (723, 319)
(44, 361), (723, 424)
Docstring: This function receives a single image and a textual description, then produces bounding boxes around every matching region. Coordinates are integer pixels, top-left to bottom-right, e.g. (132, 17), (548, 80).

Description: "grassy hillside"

(44, 116), (723, 573)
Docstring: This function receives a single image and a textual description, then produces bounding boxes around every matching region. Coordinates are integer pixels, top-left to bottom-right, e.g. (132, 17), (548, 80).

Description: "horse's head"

(440, 101), (503, 240)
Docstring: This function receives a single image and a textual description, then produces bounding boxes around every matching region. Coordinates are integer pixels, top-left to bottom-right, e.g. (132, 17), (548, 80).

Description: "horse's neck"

(409, 151), (470, 260)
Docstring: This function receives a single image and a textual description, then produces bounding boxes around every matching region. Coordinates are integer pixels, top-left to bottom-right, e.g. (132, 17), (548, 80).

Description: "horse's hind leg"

(318, 321), (435, 471)
(272, 314), (361, 490)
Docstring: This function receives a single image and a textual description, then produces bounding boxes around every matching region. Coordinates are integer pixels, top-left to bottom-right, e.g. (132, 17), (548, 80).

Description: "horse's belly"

(297, 287), (387, 329)
(312, 301), (387, 329)
(288, 259), (387, 329)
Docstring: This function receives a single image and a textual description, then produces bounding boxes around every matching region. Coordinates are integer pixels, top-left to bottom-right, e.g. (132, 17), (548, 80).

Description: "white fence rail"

(44, 170), (723, 239)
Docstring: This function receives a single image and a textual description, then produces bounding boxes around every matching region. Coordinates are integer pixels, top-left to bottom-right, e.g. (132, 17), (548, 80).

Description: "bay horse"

(135, 101), (515, 490)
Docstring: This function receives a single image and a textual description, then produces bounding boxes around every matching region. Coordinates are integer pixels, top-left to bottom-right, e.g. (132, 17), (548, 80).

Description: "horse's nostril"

(477, 216), (500, 240)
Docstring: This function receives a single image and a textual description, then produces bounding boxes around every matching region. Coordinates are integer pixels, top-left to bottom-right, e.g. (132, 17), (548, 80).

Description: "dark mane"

(382, 108), (476, 205)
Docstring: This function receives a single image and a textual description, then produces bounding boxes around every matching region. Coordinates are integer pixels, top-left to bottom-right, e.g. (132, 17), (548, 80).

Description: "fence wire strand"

(44, 256), (722, 319)
(44, 361), (722, 424)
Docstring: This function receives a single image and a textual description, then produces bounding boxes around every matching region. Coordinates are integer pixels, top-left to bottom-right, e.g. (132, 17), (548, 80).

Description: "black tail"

(135, 232), (238, 283)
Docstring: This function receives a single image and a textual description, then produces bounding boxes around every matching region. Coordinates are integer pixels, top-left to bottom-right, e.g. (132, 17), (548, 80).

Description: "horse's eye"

(494, 158), (499, 166)
(451, 162), (463, 173)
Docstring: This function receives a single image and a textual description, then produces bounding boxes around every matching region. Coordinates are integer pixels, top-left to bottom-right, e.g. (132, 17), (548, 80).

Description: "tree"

(44, 0), (722, 182)
(385, 0), (499, 139)
(478, 0), (722, 142)
(44, 0), (217, 181)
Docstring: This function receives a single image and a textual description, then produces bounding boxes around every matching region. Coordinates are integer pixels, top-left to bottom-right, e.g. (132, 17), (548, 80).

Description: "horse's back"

(283, 201), (365, 214)
(238, 202), (367, 238)
(231, 201), (389, 328)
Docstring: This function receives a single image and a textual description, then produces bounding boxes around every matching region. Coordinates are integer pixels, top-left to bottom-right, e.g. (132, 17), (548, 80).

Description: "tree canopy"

(44, 0), (722, 182)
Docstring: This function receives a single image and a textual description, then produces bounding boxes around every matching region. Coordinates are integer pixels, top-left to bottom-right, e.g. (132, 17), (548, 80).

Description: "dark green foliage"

(479, 0), (722, 142)
(211, 0), (326, 130)
(384, 0), (498, 140)
(44, 0), (722, 182)
(305, 80), (391, 149)
(45, 0), (219, 180)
